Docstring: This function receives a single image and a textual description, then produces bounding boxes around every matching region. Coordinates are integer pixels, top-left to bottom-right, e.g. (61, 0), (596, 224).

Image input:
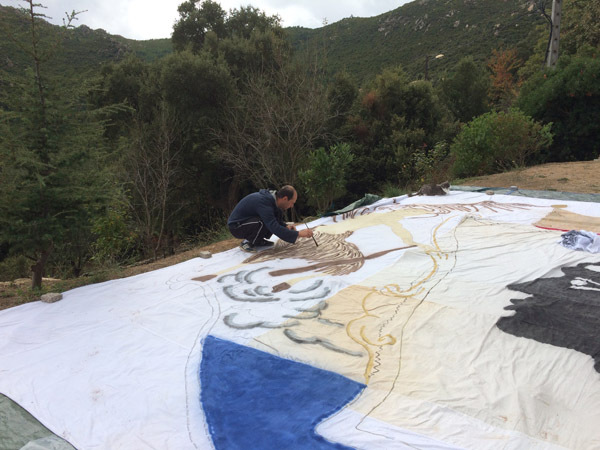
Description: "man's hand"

(286, 223), (297, 231)
(298, 228), (313, 238)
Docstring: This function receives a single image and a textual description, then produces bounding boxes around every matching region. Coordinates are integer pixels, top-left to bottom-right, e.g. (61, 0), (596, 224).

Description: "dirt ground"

(1, 159), (599, 310)
(460, 159), (600, 193)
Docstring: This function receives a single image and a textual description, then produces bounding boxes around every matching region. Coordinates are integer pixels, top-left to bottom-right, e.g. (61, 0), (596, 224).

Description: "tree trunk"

(31, 245), (52, 290)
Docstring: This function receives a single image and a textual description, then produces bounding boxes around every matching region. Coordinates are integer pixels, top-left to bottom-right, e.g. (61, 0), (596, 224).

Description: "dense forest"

(0, 0), (599, 289)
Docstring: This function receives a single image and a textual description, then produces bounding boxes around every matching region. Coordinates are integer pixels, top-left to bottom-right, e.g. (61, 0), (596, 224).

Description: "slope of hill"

(288, 0), (545, 82)
(2, 0), (545, 82)
(0, 5), (171, 77)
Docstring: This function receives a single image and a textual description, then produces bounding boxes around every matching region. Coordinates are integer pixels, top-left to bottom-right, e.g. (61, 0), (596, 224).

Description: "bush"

(450, 109), (553, 179)
(0, 255), (30, 282)
(92, 206), (140, 264)
(412, 141), (452, 185)
(298, 143), (354, 214)
(518, 55), (600, 162)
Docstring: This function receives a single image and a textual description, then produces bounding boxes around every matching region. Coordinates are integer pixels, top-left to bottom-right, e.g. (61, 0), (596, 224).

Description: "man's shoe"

(240, 240), (257, 253)
(255, 239), (274, 247)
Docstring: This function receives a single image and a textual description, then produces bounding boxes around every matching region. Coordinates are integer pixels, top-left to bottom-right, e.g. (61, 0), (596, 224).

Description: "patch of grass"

(557, 177), (569, 183)
(380, 182), (407, 198)
(537, 175), (547, 178)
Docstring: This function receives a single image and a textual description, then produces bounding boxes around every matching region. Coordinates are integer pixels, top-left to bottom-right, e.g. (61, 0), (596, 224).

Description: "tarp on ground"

(1, 191), (599, 449)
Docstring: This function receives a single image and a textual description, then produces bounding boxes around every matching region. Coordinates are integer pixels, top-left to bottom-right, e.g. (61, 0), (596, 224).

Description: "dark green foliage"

(171, 0), (284, 58)
(159, 50), (232, 122)
(326, 71), (359, 138)
(561, 0), (600, 55)
(91, 205), (139, 264)
(0, 255), (30, 282)
(346, 68), (448, 194)
(517, 55), (600, 162)
(4, 1), (545, 86)
(450, 109), (553, 178)
(0, 70), (114, 286)
(437, 57), (490, 123)
(226, 6), (283, 40)
(412, 141), (452, 185)
(298, 143), (354, 214)
(172, 0), (227, 52)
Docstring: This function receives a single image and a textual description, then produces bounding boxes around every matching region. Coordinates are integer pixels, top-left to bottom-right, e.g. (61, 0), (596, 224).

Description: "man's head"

(276, 185), (297, 210)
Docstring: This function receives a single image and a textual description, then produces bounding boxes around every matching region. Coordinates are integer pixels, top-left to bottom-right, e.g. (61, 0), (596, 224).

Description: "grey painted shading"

(497, 262), (600, 372)
(223, 313), (299, 330)
(283, 329), (364, 357)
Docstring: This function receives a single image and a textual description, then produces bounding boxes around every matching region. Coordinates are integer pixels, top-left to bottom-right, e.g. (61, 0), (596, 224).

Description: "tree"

(518, 55), (600, 162)
(171, 0), (284, 57)
(346, 67), (448, 193)
(226, 5), (282, 40)
(488, 48), (523, 111)
(438, 57), (490, 123)
(561, 0), (600, 54)
(298, 143), (354, 214)
(214, 56), (336, 190)
(172, 0), (227, 53)
(124, 104), (186, 260)
(0, 1), (111, 288)
(325, 71), (359, 140)
(0, 1), (113, 288)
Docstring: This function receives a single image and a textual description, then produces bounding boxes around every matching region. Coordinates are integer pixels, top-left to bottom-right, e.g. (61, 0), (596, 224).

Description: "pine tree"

(0, 1), (113, 288)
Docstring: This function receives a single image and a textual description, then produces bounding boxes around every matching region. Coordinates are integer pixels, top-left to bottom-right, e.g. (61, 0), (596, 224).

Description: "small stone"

(486, 190), (495, 195)
(41, 293), (63, 303)
(198, 251), (212, 259)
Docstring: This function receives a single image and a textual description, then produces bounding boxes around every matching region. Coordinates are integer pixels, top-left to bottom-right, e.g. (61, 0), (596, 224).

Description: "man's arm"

(286, 223), (313, 239)
(258, 203), (299, 243)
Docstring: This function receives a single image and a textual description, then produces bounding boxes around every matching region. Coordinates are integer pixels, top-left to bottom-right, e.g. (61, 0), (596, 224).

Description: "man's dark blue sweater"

(227, 189), (298, 243)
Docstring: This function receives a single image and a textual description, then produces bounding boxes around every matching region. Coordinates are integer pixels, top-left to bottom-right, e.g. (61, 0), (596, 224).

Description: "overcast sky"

(2, 0), (410, 40)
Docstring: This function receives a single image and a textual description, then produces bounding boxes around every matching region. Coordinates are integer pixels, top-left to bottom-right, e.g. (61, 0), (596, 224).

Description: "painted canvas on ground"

(0, 191), (599, 449)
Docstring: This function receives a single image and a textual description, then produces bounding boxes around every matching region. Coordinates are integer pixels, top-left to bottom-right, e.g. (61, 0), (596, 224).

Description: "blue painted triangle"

(200, 335), (366, 450)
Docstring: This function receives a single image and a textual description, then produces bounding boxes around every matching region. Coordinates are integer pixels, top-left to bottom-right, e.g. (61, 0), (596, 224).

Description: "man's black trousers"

(228, 217), (272, 245)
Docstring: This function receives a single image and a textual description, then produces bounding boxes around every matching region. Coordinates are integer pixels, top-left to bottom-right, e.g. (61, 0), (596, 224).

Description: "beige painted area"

(347, 298), (600, 450)
(535, 205), (600, 233)
(322, 207), (432, 248)
(252, 217), (600, 449)
(251, 284), (373, 382)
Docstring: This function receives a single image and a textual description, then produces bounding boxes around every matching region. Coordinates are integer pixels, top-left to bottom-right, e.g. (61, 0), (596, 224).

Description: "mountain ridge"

(1, 0), (545, 82)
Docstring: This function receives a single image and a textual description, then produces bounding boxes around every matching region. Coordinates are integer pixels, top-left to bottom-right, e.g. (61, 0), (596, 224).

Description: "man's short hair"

(276, 185), (296, 200)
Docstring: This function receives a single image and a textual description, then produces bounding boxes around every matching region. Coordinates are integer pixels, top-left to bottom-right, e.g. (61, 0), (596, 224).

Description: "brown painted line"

(269, 245), (417, 277)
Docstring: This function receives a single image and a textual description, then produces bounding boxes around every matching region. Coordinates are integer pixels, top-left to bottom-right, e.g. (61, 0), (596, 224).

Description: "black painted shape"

(497, 262), (600, 373)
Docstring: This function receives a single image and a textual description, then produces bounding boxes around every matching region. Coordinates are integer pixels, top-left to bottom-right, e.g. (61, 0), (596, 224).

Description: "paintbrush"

(303, 218), (319, 247)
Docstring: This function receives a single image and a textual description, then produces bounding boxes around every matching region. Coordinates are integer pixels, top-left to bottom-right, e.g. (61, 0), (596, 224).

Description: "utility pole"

(546, 0), (562, 68)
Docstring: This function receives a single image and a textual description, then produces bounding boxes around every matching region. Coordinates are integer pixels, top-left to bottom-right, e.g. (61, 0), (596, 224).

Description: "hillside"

(2, 0), (545, 82)
(287, 0), (546, 82)
(0, 5), (171, 77)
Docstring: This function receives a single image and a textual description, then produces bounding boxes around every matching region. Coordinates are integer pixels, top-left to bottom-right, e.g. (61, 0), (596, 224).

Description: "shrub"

(518, 55), (600, 162)
(0, 255), (30, 282)
(298, 143), (354, 214)
(412, 141), (452, 184)
(91, 206), (140, 264)
(450, 109), (553, 179)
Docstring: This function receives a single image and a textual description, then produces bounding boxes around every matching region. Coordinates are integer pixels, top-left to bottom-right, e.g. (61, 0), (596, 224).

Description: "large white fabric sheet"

(1, 192), (599, 449)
